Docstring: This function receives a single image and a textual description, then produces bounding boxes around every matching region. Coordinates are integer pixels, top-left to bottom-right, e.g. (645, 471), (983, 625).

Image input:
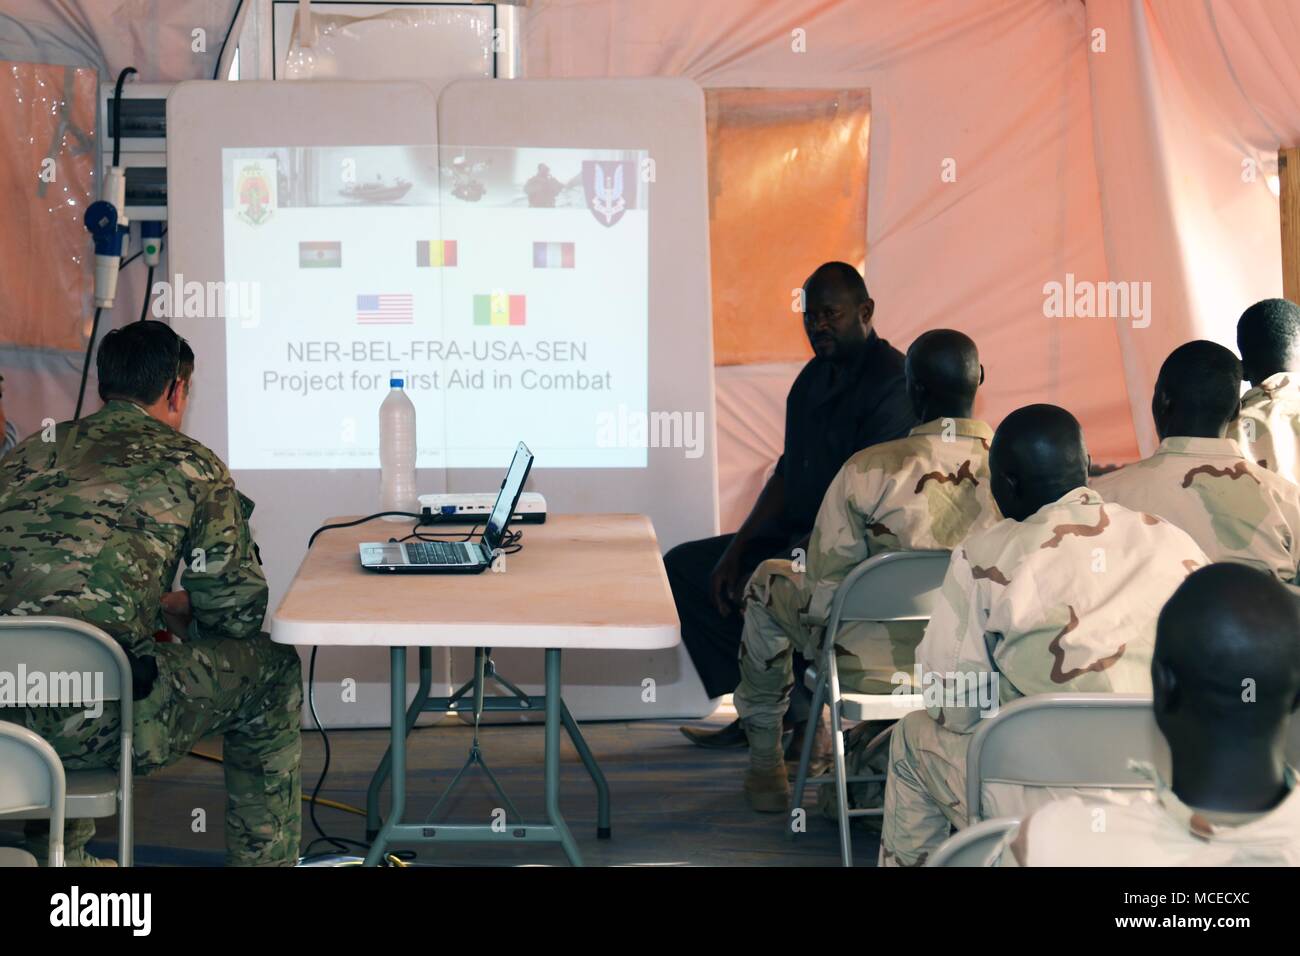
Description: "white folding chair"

(926, 816), (1019, 867)
(789, 549), (951, 866)
(0, 721), (67, 867)
(0, 617), (134, 866)
(964, 693), (1165, 826)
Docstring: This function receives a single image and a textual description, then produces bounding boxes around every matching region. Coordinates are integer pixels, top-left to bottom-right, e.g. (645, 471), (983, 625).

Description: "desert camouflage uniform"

(1228, 372), (1300, 484)
(996, 763), (1300, 866)
(1093, 436), (1300, 583)
(878, 487), (1207, 866)
(0, 400), (301, 866)
(732, 419), (999, 767)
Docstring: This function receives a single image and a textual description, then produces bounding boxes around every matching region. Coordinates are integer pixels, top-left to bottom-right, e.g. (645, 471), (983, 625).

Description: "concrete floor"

(2, 707), (880, 866)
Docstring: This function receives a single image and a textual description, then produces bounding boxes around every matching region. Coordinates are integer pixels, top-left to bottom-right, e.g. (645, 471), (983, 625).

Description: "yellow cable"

(189, 749), (367, 816)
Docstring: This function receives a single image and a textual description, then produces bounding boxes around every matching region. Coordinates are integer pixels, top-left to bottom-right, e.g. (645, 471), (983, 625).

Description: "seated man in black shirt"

(669, 261), (917, 752)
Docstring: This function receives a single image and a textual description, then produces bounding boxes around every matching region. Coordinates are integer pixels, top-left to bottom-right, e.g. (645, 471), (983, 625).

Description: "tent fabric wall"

(0, 0), (235, 441)
(1085, 0), (1300, 456)
(3, 0), (1300, 475)
(525, 0), (1138, 463)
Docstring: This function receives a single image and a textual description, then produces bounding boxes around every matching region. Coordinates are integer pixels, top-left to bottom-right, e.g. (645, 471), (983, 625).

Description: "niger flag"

(299, 241), (341, 268)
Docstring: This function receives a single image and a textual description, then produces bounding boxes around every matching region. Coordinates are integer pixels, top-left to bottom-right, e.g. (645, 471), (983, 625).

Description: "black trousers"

(664, 532), (812, 720)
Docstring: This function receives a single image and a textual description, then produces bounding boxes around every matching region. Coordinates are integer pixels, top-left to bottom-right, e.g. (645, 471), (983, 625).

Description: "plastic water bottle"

(379, 378), (417, 520)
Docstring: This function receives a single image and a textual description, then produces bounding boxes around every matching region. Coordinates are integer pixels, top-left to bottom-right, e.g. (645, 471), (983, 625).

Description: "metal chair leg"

(119, 728), (133, 867)
(787, 665), (828, 838)
(827, 654), (853, 866)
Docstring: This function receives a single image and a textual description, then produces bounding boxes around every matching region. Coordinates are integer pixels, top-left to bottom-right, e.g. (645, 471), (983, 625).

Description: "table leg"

(560, 701), (611, 838)
(364, 646), (407, 866)
(544, 648), (583, 866)
(366, 647), (433, 839)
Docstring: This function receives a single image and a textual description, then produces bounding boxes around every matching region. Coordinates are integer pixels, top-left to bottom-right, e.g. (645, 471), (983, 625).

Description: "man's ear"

(167, 378), (183, 412)
(861, 296), (875, 326)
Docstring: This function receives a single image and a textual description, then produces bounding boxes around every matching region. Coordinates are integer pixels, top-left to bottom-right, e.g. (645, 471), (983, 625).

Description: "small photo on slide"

(436, 145), (648, 220)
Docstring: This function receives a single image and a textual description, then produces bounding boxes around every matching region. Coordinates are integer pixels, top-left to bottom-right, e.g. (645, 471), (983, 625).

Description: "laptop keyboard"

(405, 540), (476, 566)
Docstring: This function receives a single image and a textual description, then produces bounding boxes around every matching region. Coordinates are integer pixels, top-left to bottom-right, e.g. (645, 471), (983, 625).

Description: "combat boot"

(22, 820), (118, 867)
(743, 720), (790, 812)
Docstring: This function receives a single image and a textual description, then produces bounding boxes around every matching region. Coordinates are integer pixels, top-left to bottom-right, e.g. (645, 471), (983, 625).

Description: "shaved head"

(801, 261), (873, 362)
(1155, 563), (1300, 735)
(905, 329), (982, 421)
(1153, 563), (1300, 811)
(989, 404), (1089, 521)
(1152, 340), (1242, 439)
(1237, 298), (1300, 385)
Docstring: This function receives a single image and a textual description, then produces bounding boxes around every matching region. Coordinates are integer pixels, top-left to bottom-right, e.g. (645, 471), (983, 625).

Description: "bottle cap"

(390, 378), (404, 388)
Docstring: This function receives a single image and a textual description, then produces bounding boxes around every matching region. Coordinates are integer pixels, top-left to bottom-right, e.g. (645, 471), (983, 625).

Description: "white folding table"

(271, 513), (680, 866)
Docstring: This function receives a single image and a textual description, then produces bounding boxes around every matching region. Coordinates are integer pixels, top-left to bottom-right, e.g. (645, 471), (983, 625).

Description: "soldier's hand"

(161, 589), (193, 638)
(124, 649), (159, 701)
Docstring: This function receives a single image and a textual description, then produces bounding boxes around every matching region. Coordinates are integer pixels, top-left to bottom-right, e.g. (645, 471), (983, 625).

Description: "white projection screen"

(166, 78), (716, 725)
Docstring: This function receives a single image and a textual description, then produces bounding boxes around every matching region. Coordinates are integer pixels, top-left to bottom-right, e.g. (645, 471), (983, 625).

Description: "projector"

(418, 491), (547, 524)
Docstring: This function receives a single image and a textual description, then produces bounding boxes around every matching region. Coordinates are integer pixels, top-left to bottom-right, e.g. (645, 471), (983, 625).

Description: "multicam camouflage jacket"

(0, 400), (268, 659)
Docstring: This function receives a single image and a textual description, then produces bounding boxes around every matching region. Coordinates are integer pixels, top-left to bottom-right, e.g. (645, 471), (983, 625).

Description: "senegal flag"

(473, 293), (525, 327)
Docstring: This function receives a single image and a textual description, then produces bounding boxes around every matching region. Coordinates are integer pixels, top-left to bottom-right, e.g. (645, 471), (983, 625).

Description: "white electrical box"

(99, 81), (172, 220)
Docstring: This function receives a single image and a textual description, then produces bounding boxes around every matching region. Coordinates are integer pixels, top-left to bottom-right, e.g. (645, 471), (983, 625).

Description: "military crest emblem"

(583, 160), (637, 227)
(235, 158), (277, 226)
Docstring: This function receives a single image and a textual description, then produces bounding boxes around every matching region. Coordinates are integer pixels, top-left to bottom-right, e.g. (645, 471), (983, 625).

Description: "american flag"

(356, 293), (414, 324)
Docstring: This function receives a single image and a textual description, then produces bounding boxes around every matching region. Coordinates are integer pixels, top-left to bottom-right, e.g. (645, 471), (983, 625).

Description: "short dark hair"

(1156, 340), (1242, 428)
(804, 261), (869, 305)
(96, 320), (194, 404)
(1237, 298), (1300, 377)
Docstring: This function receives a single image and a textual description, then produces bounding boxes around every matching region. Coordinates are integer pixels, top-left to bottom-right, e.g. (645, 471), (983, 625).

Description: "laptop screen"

(483, 443), (533, 553)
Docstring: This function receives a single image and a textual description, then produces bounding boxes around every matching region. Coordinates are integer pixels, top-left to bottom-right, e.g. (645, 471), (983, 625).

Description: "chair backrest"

(926, 817), (1019, 867)
(965, 694), (1167, 824)
(0, 720), (66, 866)
(0, 616), (130, 709)
(825, 550), (952, 632)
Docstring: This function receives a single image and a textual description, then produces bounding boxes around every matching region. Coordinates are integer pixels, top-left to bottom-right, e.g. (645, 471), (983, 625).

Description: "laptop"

(358, 442), (534, 574)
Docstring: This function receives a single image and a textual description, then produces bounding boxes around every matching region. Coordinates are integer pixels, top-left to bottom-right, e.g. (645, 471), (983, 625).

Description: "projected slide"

(220, 144), (649, 469)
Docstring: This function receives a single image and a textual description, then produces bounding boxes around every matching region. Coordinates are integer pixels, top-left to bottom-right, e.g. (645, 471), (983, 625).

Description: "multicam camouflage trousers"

(878, 708), (971, 867)
(732, 558), (927, 746)
(2, 632), (302, 867)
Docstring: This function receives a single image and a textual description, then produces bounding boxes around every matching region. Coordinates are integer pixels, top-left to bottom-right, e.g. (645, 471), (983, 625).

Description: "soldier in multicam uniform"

(0, 321), (301, 867)
(727, 330), (1003, 811)
(998, 564), (1300, 866)
(879, 404), (1207, 866)
(1227, 298), (1300, 484)
(1095, 341), (1300, 583)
